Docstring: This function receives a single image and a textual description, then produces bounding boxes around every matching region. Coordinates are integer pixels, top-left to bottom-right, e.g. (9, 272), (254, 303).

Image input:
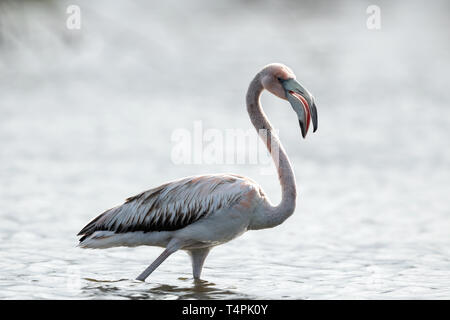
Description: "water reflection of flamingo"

(77, 63), (318, 281)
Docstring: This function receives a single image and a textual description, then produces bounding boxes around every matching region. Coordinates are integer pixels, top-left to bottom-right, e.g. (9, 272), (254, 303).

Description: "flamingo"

(77, 63), (318, 281)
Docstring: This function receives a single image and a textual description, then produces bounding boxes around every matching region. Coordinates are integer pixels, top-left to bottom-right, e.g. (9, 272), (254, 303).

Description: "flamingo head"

(261, 63), (318, 138)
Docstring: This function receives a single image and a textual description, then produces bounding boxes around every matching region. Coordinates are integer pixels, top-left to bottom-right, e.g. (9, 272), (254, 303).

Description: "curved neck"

(246, 73), (297, 230)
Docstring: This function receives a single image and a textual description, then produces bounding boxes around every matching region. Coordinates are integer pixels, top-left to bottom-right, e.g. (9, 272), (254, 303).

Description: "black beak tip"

(311, 101), (318, 133)
(299, 120), (307, 139)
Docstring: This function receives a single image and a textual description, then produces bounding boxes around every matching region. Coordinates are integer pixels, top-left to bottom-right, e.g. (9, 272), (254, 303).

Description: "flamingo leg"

(188, 247), (211, 279)
(136, 245), (179, 281)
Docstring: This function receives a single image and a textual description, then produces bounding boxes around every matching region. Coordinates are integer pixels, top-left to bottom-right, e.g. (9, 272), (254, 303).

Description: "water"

(1, 0), (450, 299)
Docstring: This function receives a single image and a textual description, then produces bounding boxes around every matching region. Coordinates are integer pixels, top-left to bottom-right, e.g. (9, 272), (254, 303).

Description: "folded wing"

(77, 174), (261, 242)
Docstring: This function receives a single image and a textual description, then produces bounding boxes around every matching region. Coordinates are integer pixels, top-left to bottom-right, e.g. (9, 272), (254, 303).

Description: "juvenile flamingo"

(77, 63), (318, 281)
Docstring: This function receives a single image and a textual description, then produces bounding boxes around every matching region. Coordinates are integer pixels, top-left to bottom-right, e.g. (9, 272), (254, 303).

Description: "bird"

(77, 63), (318, 281)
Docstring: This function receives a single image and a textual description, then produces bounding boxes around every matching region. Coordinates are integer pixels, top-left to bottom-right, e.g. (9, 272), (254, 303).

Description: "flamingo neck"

(246, 73), (297, 230)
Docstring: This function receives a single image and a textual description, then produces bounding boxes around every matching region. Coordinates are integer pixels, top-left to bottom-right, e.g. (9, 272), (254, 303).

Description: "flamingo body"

(78, 174), (266, 250)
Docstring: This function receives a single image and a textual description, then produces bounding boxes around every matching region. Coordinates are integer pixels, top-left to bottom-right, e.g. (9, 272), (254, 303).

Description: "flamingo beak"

(280, 78), (318, 138)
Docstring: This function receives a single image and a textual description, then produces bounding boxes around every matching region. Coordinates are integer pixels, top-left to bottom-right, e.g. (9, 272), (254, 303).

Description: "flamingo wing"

(77, 174), (262, 242)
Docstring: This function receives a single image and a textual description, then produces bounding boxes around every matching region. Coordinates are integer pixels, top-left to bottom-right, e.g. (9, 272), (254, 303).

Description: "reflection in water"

(82, 278), (250, 300)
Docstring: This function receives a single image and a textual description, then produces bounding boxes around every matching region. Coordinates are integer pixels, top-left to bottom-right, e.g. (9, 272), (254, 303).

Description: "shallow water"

(1, 0), (450, 299)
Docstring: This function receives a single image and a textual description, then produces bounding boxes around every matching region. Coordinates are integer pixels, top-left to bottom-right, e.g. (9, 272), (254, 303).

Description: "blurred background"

(0, 0), (449, 299)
